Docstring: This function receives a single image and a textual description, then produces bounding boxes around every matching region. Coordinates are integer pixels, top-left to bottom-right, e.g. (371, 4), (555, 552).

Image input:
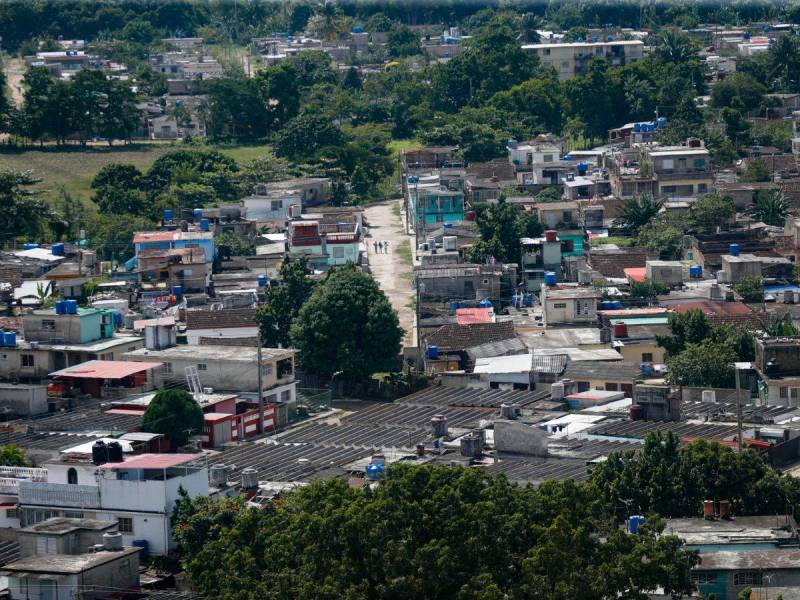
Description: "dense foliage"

(141, 389), (204, 449)
(290, 263), (403, 379)
(255, 258), (315, 348)
(173, 462), (698, 600)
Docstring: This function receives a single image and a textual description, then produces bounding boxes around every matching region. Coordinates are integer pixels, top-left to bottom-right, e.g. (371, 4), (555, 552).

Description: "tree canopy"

(141, 389), (204, 450)
(290, 264), (403, 380)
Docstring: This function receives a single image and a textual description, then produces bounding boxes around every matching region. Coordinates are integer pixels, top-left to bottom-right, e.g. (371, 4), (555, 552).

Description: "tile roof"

(185, 308), (257, 330)
(588, 247), (651, 278)
(426, 321), (516, 352)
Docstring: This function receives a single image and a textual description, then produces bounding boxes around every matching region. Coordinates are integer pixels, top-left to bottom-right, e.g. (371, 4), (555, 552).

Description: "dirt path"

(364, 199), (416, 347)
(4, 58), (26, 107)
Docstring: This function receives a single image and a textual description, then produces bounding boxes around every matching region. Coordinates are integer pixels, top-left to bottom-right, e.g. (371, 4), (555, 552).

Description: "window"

(553, 303), (567, 309)
(281, 390), (291, 402)
(261, 364), (273, 376)
(562, 211), (572, 222)
(162, 362), (173, 374)
(21, 354), (34, 368)
(5, 509), (18, 519)
(661, 158), (674, 170)
(41, 319), (56, 330)
(36, 536), (58, 555)
(332, 247), (345, 258)
(117, 517), (134, 534)
(543, 48), (551, 55)
(271, 200), (282, 212)
(197, 363), (208, 371)
(734, 571), (762, 586)
(694, 158), (706, 168)
(698, 183), (708, 194)
(642, 353), (654, 362)
(543, 154), (553, 162)
(67, 468), (78, 485)
(691, 573), (717, 585)
(63, 511), (83, 519)
(661, 185), (677, 195)
(605, 383), (619, 391)
(780, 386), (789, 399)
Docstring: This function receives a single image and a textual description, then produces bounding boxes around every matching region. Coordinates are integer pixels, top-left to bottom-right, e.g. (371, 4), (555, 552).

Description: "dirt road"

(364, 199), (416, 347)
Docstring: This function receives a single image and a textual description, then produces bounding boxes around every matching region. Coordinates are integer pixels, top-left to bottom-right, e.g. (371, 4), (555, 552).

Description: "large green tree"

(173, 464), (698, 600)
(688, 193), (735, 233)
(255, 257), (314, 348)
(141, 389), (204, 450)
(0, 170), (50, 246)
(466, 197), (543, 265)
(612, 194), (663, 234)
(746, 188), (790, 226)
(290, 264), (403, 380)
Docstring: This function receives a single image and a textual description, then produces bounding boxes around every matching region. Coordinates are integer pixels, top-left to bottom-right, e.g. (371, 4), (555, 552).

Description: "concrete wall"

(186, 326), (258, 346)
(0, 384), (48, 416)
(494, 420), (548, 456)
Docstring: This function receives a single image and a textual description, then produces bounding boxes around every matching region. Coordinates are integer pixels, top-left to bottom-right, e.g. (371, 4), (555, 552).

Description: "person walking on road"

(378, 241), (384, 253)
(373, 241), (378, 253)
(385, 241), (390, 253)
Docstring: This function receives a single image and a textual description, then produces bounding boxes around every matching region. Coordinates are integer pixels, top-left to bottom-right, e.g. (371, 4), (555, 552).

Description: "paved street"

(363, 199), (416, 346)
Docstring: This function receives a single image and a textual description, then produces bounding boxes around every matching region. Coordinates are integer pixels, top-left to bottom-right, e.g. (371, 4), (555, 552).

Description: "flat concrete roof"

(2, 547), (139, 574)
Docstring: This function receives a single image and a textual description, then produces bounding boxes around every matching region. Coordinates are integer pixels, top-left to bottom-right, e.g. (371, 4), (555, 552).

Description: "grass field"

(0, 142), (273, 205)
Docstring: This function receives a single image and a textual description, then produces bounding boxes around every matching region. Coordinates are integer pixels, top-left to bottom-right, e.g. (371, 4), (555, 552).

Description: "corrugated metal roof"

(49, 360), (162, 380)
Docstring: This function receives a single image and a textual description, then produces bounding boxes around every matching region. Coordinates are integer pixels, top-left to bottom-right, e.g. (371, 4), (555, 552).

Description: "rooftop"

(185, 308), (256, 330)
(50, 360), (162, 380)
(2, 547), (139, 575)
(697, 549), (800, 571)
(426, 321), (516, 352)
(543, 286), (603, 300)
(125, 344), (293, 362)
(665, 516), (797, 546)
(108, 453), (197, 469)
(562, 361), (642, 381)
(21, 518), (117, 535)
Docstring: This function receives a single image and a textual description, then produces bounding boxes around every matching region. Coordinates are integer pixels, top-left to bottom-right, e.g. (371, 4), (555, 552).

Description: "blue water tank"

(163, 209), (173, 221)
(193, 208), (203, 220)
(689, 264), (702, 278)
(366, 462), (384, 480)
(55, 300), (65, 315)
(744, 31), (751, 39)
(600, 301), (614, 310)
(523, 294), (533, 307)
(563, 155), (573, 161)
(633, 122), (641, 132)
(22, 243), (39, 250)
(443, 222), (453, 229)
(450, 302), (459, 312)
(132, 539), (149, 559)
(544, 272), (557, 286)
(257, 275), (267, 287)
(628, 515), (645, 534)
(479, 299), (492, 308)
(577, 162), (588, 176)
(51, 243), (65, 256)
(3, 332), (16, 347)
(113, 312), (123, 326)
(427, 345), (439, 359)
(640, 363), (654, 374)
(172, 285), (183, 297)
(0, 332), (4, 347)
(729, 243), (740, 257)
(200, 218), (210, 232)
(65, 299), (78, 314)
(606, 35), (613, 42)
(610, 300), (623, 310)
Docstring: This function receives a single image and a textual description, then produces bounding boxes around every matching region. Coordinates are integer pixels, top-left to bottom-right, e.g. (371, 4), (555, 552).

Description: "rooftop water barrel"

(729, 243), (740, 256)
(200, 218), (210, 232)
(545, 230), (558, 242)
(614, 322), (628, 338)
(633, 122), (641, 132)
(92, 440), (108, 465)
(3, 332), (16, 347)
(427, 345), (439, 359)
(22, 243), (38, 250)
(577, 162), (588, 176)
(193, 208), (203, 220)
(544, 272), (557, 286)
(366, 462), (384, 480)
(628, 515), (645, 534)
(479, 299), (492, 308)
(257, 274), (267, 287)
(443, 222), (453, 228)
(600, 301), (614, 310)
(65, 299), (78, 314)
(132, 540), (149, 559)
(103, 531), (124, 551)
(450, 302), (460, 312)
(55, 300), (65, 315)
(172, 285), (183, 297)
(657, 116), (668, 127)
(107, 441), (124, 462)
(51, 243), (65, 256)
(610, 300), (623, 309)
(523, 294), (534, 307)
(689, 264), (702, 278)
(163, 209), (173, 221)
(0, 332), (5, 347)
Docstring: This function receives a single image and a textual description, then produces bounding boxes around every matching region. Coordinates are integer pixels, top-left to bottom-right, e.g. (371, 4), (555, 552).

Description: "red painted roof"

(109, 453), (197, 469)
(456, 308), (494, 325)
(50, 360), (163, 380)
(624, 267), (647, 282)
(204, 412), (233, 422)
(105, 408), (146, 416)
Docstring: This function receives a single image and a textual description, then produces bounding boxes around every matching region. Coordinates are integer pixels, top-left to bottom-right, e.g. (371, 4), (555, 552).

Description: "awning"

(49, 360), (162, 380)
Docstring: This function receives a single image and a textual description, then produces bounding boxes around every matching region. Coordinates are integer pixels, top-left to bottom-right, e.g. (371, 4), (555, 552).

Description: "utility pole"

(735, 364), (744, 451)
(256, 334), (264, 434)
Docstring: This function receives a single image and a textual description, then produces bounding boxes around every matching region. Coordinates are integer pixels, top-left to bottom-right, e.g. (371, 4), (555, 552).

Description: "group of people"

(372, 240), (390, 254)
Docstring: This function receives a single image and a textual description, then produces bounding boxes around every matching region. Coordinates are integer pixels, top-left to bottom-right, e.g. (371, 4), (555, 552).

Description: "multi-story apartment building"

(521, 40), (644, 80)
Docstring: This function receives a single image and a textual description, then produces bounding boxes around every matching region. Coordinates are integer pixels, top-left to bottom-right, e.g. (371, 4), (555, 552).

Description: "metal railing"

(18, 481), (101, 509)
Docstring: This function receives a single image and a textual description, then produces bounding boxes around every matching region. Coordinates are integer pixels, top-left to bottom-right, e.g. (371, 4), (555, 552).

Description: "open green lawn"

(0, 142), (273, 206)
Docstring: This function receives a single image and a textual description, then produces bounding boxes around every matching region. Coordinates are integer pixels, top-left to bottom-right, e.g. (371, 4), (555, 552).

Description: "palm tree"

(656, 30), (695, 64)
(613, 194), (665, 234)
(768, 36), (800, 91)
(760, 312), (799, 336)
(313, 1), (343, 41)
(746, 189), (790, 226)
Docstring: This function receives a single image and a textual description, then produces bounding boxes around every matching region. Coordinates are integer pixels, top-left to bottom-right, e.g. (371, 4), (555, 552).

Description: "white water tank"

(210, 464), (229, 486)
(443, 236), (458, 252)
(702, 390), (716, 403)
(241, 467), (259, 489)
(551, 381), (565, 400)
(103, 531), (123, 551)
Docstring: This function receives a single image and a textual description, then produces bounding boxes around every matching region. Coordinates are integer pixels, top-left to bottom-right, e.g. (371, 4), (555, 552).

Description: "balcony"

(18, 481), (101, 509)
(654, 170), (711, 181)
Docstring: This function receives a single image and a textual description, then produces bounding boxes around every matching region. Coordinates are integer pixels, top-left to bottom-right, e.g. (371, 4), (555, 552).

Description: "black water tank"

(92, 441), (108, 465)
(107, 441), (124, 462)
